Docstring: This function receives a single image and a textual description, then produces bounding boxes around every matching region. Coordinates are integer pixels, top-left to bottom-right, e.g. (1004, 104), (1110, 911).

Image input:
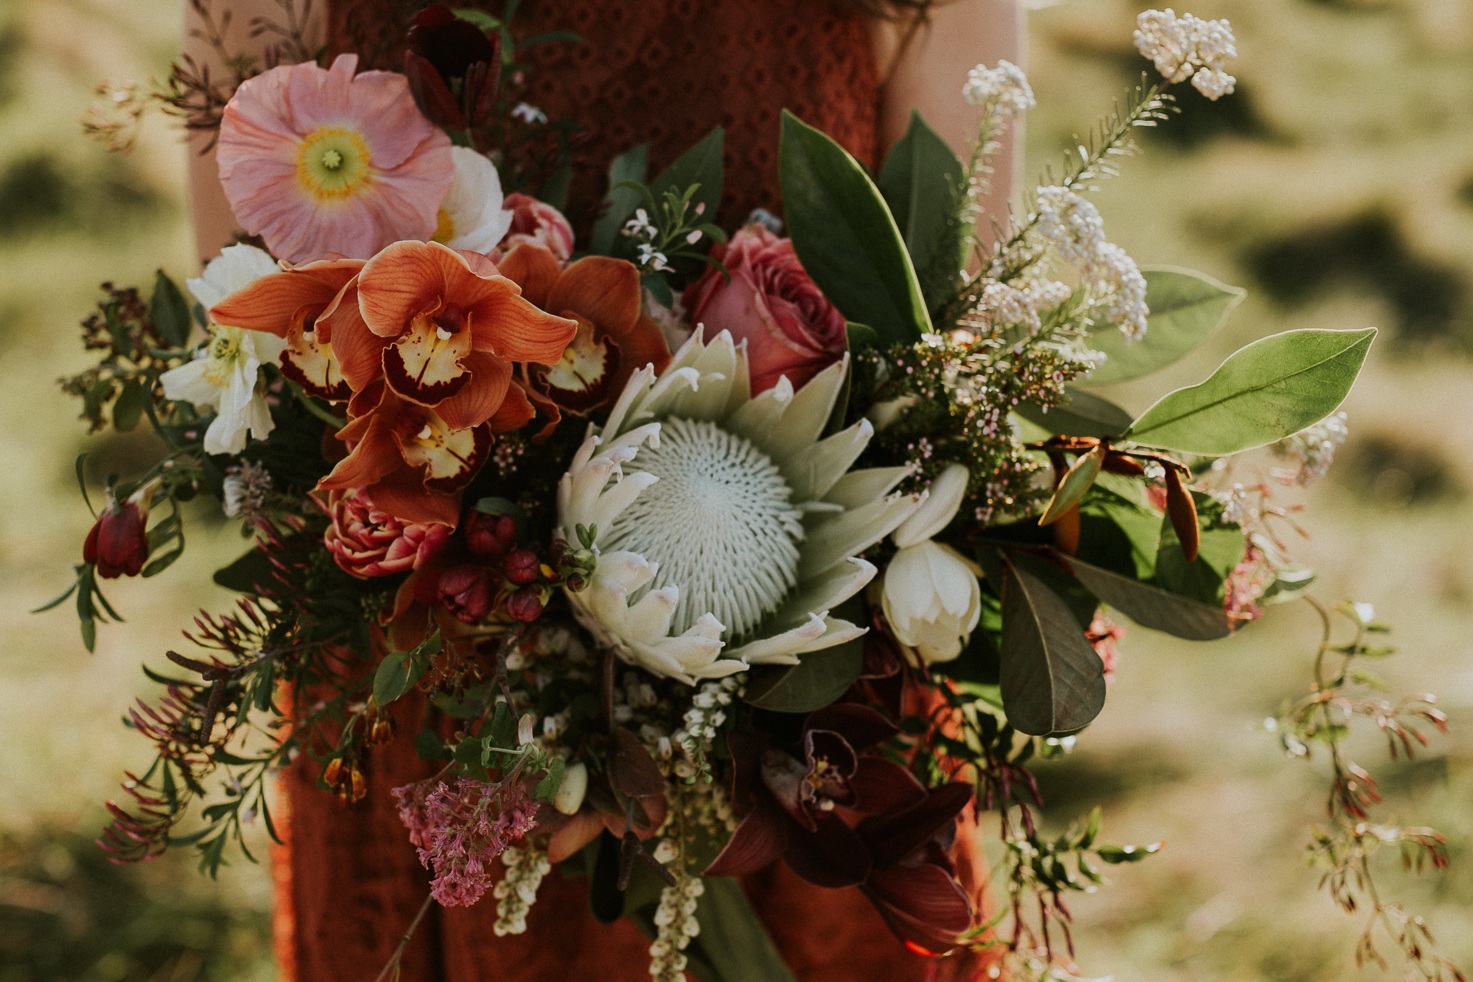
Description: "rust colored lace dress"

(274, 3), (994, 979)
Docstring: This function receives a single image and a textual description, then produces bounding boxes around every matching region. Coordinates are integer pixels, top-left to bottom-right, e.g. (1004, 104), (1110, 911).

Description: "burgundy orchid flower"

(404, 4), (501, 131)
(706, 703), (978, 952)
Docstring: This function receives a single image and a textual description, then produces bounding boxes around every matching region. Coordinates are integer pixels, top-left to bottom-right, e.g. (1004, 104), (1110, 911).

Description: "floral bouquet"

(48, 4), (1462, 979)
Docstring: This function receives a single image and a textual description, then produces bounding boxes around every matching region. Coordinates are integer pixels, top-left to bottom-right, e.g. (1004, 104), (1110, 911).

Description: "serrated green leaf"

(780, 111), (931, 346)
(151, 271), (192, 348)
(1060, 552), (1235, 641)
(877, 111), (965, 315)
(743, 636), (863, 713)
(1000, 562), (1107, 735)
(1086, 268), (1245, 385)
(1124, 328), (1376, 456)
(590, 143), (650, 256)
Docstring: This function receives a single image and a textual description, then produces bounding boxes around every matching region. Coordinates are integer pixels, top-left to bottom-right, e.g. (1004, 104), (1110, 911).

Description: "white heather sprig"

(672, 676), (742, 783)
(648, 870), (705, 981)
(1033, 187), (1150, 340)
(492, 844), (551, 936)
(962, 59), (1035, 117)
(1133, 8), (1238, 101)
(1272, 411), (1350, 486)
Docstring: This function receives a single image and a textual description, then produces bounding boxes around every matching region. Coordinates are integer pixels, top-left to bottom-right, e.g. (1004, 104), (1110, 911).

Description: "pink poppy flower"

(217, 54), (454, 264)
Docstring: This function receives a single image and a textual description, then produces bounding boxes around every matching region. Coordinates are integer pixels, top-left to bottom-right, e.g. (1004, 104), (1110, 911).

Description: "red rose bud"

(83, 488), (153, 578)
(505, 585), (545, 622)
(464, 511), (517, 560)
(504, 548), (539, 585)
(437, 564), (496, 623)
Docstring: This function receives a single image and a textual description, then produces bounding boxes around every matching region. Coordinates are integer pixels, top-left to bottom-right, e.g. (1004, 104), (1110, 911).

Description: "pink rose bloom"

(217, 54), (454, 264)
(324, 488), (451, 578)
(495, 193), (575, 261)
(683, 224), (847, 393)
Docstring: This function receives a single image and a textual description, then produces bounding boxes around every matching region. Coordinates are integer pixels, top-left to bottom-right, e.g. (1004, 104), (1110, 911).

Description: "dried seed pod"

(1164, 467), (1200, 563)
(1101, 453), (1146, 476)
(1054, 502), (1081, 556)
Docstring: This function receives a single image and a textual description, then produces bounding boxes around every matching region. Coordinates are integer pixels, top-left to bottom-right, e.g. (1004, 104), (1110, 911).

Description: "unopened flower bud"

(554, 760), (588, 814)
(504, 548), (539, 585)
(437, 564), (496, 623)
(84, 486), (155, 578)
(505, 585), (545, 622)
(464, 511), (517, 559)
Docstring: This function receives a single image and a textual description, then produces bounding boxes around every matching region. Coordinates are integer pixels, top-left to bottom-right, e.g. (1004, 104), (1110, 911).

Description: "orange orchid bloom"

(316, 379), (535, 527)
(209, 257), (363, 401)
(330, 240), (576, 430)
(496, 244), (670, 416)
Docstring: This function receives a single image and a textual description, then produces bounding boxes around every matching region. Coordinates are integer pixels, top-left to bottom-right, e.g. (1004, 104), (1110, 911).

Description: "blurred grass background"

(1, 0), (1469, 979)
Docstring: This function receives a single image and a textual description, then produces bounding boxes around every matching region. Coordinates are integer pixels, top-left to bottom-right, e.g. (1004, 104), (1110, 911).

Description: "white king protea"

(558, 330), (923, 684)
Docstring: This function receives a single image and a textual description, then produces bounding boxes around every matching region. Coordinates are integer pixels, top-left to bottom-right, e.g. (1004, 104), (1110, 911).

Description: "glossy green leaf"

(1086, 268), (1244, 385)
(1000, 562), (1107, 735)
(1096, 841), (1163, 864)
(744, 636), (864, 713)
(1060, 553), (1235, 641)
(151, 271), (192, 348)
(651, 127), (723, 225)
(1040, 445), (1106, 526)
(112, 378), (147, 432)
(1124, 328), (1376, 455)
(1016, 388), (1134, 439)
(372, 652), (423, 706)
(877, 110), (965, 315)
(780, 111), (931, 346)
(590, 143), (650, 256)
(1153, 492), (1243, 605)
(212, 547), (274, 593)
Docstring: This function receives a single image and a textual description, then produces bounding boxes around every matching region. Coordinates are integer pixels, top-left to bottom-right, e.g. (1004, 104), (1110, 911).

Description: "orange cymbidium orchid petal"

(435, 352), (511, 432)
(210, 258), (364, 401)
(501, 244), (671, 416)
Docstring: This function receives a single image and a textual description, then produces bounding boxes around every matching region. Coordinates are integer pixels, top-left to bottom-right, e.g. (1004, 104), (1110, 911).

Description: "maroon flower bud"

(437, 564), (496, 623)
(404, 4), (501, 130)
(463, 511), (517, 560)
(408, 4), (498, 79)
(504, 548), (539, 586)
(505, 585), (545, 623)
(83, 489), (152, 579)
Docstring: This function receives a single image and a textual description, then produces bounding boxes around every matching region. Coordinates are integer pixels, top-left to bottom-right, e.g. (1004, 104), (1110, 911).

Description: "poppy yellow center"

(296, 126), (372, 200)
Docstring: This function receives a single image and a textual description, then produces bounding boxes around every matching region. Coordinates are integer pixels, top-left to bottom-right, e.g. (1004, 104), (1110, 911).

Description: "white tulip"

(881, 540), (981, 665)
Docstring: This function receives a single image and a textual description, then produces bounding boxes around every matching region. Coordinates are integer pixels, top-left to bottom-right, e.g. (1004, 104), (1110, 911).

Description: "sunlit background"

(2, 0), (1469, 978)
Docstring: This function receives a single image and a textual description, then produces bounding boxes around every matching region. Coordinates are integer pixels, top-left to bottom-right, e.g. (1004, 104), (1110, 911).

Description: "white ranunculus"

(436, 146), (514, 254)
(159, 245), (286, 455)
(881, 539), (982, 665)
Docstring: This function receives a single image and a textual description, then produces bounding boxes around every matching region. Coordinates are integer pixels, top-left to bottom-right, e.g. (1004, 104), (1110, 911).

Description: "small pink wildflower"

(1086, 613), (1126, 684)
(393, 777), (540, 907)
(217, 54), (453, 263)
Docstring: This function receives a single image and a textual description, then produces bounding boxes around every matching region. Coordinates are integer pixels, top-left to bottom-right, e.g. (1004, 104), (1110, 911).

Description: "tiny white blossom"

(962, 59), (1035, 117)
(511, 102), (547, 124)
(1133, 8), (1237, 101)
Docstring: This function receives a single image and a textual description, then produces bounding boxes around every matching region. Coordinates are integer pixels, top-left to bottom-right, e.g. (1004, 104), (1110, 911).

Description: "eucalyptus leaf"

(877, 111), (965, 315)
(780, 111), (931, 346)
(743, 636), (863, 713)
(1016, 389), (1134, 439)
(1124, 328), (1376, 456)
(590, 143), (650, 256)
(1086, 268), (1244, 385)
(1000, 562), (1107, 735)
(1059, 552), (1235, 641)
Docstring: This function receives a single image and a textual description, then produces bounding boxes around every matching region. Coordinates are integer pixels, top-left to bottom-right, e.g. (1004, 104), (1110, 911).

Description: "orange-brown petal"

(546, 255), (642, 335)
(488, 381), (535, 433)
(494, 243), (562, 308)
(466, 289), (577, 364)
(357, 241), (456, 339)
(367, 469), (464, 528)
(210, 260), (361, 334)
(316, 412), (403, 493)
(436, 351), (511, 431)
(333, 311), (393, 393)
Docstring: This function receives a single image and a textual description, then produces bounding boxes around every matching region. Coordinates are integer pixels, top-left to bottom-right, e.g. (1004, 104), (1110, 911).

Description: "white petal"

(894, 463), (970, 548)
(442, 147), (514, 253)
(188, 244), (279, 311)
(159, 358), (218, 408)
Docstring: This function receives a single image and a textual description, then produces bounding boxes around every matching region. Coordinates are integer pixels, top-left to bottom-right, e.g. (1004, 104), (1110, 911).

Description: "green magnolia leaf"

(1124, 327), (1376, 456)
(877, 110), (965, 316)
(1000, 562), (1107, 735)
(151, 271), (192, 348)
(688, 877), (799, 982)
(780, 111), (931, 346)
(590, 143), (650, 256)
(1153, 492), (1244, 605)
(1086, 268), (1245, 385)
(1040, 445), (1106, 526)
(652, 127), (723, 223)
(743, 636), (864, 713)
(1059, 552), (1235, 641)
(1016, 389), (1134, 439)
